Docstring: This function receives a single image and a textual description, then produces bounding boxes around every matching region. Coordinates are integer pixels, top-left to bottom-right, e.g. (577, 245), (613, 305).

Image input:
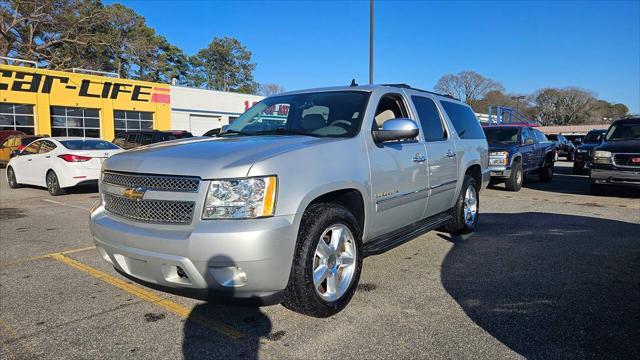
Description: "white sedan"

(6, 137), (123, 196)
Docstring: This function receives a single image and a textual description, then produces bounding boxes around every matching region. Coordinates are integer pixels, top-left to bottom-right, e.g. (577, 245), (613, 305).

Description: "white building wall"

(169, 86), (265, 135)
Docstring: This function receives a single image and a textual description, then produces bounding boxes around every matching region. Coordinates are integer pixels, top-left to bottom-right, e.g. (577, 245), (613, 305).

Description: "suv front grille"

(613, 153), (640, 168)
(102, 172), (200, 192)
(103, 193), (195, 224)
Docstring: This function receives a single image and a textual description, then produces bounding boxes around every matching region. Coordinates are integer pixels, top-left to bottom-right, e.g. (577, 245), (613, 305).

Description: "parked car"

(6, 137), (123, 195)
(113, 130), (193, 149)
(203, 128), (222, 137)
(90, 84), (489, 316)
(547, 134), (575, 161)
(0, 130), (25, 144)
(482, 125), (556, 191)
(590, 118), (640, 193)
(565, 134), (584, 146)
(0, 134), (48, 167)
(573, 129), (607, 174)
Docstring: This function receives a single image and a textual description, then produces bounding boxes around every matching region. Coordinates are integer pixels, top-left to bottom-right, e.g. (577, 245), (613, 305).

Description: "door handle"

(412, 153), (426, 163)
(446, 150), (456, 158)
(27, 158), (32, 161)
(45, 156), (51, 158)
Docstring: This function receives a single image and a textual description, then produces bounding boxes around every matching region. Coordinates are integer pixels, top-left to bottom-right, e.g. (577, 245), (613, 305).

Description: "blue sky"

(108, 0), (640, 112)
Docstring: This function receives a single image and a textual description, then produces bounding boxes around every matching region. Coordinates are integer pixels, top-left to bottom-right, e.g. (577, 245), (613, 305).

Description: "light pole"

(369, 0), (374, 84)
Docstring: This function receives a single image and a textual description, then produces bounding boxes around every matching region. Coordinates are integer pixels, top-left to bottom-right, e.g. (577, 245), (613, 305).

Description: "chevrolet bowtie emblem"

(123, 187), (146, 201)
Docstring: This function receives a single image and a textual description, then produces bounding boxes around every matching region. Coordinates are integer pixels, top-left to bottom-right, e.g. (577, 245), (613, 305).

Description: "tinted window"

(39, 140), (57, 154)
(483, 127), (520, 144)
(440, 101), (485, 139)
(606, 122), (640, 141)
(59, 140), (119, 150)
(411, 96), (447, 141)
(547, 134), (558, 141)
(141, 133), (155, 145)
(22, 141), (40, 154)
(583, 131), (605, 143)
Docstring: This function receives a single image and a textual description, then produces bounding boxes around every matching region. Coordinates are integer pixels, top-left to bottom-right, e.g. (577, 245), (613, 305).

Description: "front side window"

(440, 101), (485, 139)
(606, 122), (640, 141)
(21, 141), (40, 155)
(50, 106), (100, 138)
(224, 91), (370, 138)
(114, 110), (154, 132)
(0, 103), (35, 135)
(411, 96), (446, 141)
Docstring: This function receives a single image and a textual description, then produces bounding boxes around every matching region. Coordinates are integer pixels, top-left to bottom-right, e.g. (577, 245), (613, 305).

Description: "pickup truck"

(590, 118), (640, 193)
(482, 125), (556, 191)
(89, 84), (489, 317)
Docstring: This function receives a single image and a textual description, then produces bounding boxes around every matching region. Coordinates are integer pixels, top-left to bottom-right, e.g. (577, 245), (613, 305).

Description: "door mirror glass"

(372, 118), (419, 143)
(524, 138), (535, 145)
(10, 150), (20, 158)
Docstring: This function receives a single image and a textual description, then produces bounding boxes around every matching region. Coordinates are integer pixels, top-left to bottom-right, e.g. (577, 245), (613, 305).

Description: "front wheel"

(443, 175), (479, 235)
(46, 170), (66, 196)
(283, 203), (362, 317)
(7, 167), (21, 189)
(505, 160), (523, 192)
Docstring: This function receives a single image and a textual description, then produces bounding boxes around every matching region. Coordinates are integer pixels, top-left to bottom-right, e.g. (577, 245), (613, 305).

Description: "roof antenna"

(350, 79), (358, 87)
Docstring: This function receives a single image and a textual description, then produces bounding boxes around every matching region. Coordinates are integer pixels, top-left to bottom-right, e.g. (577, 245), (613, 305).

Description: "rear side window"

(440, 101), (485, 139)
(411, 96), (447, 141)
(60, 140), (119, 150)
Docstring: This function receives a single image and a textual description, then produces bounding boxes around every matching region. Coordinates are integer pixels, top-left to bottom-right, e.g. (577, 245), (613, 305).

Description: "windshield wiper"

(220, 129), (252, 136)
(252, 129), (319, 137)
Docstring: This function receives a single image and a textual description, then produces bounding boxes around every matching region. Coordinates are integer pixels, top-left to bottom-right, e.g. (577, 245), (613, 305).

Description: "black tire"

(46, 170), (66, 196)
(283, 203), (363, 317)
(590, 182), (605, 195)
(443, 175), (479, 235)
(6, 166), (21, 189)
(572, 165), (582, 175)
(505, 159), (523, 192)
(539, 163), (554, 182)
(567, 150), (575, 162)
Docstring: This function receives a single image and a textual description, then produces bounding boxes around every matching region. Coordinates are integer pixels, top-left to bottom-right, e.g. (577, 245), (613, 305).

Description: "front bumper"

(488, 165), (511, 178)
(590, 168), (640, 187)
(90, 206), (299, 302)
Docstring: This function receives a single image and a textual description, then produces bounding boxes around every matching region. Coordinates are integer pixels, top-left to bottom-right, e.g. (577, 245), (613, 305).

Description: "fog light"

(210, 266), (248, 287)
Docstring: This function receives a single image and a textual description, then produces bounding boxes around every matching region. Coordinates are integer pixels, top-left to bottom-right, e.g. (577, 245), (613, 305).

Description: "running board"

(363, 212), (453, 257)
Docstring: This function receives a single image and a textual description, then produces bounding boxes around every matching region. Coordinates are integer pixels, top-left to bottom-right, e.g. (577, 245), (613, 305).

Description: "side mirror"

(372, 118), (419, 143)
(10, 150), (20, 158)
(524, 138), (535, 145)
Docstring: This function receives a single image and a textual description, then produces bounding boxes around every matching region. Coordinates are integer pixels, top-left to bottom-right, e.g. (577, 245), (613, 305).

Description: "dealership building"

(0, 64), (264, 139)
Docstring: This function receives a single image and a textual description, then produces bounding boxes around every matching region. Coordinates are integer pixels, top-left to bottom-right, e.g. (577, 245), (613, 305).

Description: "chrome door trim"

(376, 187), (429, 211)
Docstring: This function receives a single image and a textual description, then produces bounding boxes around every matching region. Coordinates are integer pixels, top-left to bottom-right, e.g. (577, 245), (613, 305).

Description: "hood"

(487, 143), (519, 152)
(104, 135), (341, 179)
(595, 140), (640, 153)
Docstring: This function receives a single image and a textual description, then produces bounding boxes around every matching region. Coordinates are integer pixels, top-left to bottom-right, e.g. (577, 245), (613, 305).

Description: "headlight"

(593, 150), (611, 158)
(202, 176), (277, 219)
(488, 151), (509, 166)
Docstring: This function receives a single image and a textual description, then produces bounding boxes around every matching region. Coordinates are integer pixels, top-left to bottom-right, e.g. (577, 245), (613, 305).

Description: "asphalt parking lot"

(1, 162), (639, 359)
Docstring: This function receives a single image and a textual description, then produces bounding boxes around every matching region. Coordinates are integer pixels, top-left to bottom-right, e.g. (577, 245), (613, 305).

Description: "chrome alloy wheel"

(312, 224), (357, 302)
(463, 186), (478, 227)
(516, 168), (523, 186)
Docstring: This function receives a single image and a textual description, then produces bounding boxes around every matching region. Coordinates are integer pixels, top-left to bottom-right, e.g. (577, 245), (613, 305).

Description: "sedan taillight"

(58, 154), (92, 162)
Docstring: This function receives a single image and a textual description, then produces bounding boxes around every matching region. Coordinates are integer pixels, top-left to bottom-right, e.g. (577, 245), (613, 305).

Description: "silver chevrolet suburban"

(89, 84), (489, 317)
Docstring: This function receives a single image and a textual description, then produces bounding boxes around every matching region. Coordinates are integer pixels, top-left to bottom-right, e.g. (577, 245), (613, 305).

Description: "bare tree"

(435, 71), (504, 107)
(260, 83), (286, 96)
(533, 87), (597, 125)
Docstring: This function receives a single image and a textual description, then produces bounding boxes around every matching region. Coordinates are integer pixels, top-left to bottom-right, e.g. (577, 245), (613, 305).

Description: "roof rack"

(380, 84), (457, 100)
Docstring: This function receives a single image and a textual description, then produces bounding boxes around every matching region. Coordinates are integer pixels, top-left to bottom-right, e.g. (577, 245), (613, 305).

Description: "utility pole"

(511, 95), (525, 113)
(369, 0), (374, 84)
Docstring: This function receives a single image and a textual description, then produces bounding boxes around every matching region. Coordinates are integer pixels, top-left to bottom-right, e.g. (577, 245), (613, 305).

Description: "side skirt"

(362, 212), (453, 257)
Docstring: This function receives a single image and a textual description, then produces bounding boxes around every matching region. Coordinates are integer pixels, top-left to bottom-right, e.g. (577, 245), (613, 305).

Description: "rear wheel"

(6, 167), (21, 189)
(505, 160), (523, 192)
(283, 203), (362, 317)
(567, 150), (575, 161)
(539, 163), (554, 182)
(46, 170), (66, 196)
(443, 175), (479, 235)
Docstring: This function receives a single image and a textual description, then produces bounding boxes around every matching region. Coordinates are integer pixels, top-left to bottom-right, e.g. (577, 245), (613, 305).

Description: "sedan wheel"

(46, 171), (65, 196)
(7, 167), (20, 189)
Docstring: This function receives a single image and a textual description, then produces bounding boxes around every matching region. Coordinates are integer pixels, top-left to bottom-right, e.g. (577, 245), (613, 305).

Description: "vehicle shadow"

(490, 162), (640, 198)
(440, 212), (640, 359)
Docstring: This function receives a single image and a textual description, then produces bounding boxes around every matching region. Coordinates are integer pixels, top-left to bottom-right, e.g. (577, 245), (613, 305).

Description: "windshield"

(482, 127), (520, 144)
(605, 123), (640, 141)
(583, 131), (605, 143)
(60, 140), (119, 150)
(223, 91), (370, 138)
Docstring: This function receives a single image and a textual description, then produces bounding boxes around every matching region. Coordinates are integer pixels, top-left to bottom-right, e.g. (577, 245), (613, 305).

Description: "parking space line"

(42, 198), (91, 211)
(0, 246), (96, 268)
(48, 252), (245, 340)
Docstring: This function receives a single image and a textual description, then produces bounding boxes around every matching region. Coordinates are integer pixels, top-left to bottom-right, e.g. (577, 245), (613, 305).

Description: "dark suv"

(573, 129), (607, 174)
(547, 134), (575, 161)
(590, 118), (640, 192)
(113, 130), (193, 150)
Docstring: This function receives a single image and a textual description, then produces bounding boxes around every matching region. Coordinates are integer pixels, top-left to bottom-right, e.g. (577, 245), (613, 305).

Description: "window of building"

(114, 110), (153, 132)
(411, 96), (447, 141)
(0, 103), (36, 135)
(50, 106), (100, 138)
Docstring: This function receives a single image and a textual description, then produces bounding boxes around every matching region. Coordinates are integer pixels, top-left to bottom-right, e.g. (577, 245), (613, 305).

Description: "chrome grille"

(613, 153), (640, 168)
(102, 172), (199, 192)
(103, 193), (195, 224)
